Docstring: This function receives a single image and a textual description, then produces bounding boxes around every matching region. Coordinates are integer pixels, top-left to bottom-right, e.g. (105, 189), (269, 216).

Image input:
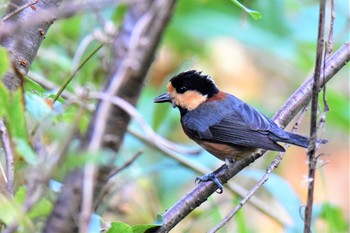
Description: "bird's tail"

(282, 132), (328, 148)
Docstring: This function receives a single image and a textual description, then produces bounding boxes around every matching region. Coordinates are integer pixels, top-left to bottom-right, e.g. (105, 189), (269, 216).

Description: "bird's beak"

(154, 92), (175, 107)
(154, 92), (172, 103)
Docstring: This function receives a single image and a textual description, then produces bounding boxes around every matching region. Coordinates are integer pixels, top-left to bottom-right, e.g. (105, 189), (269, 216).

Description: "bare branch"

(326, 0), (335, 55)
(304, 0), (326, 232)
(0, 119), (14, 195)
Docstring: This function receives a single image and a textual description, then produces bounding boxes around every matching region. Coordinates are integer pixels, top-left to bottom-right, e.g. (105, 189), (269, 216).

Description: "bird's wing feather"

(207, 117), (285, 151)
(182, 95), (286, 151)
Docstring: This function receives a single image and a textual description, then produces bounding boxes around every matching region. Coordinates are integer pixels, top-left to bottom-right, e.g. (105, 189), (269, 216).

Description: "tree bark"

(44, 1), (177, 232)
(0, 0), (62, 90)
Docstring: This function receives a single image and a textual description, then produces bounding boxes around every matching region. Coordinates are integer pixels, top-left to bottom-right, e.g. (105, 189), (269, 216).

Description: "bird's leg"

(195, 164), (230, 194)
(195, 173), (224, 194)
(195, 157), (238, 193)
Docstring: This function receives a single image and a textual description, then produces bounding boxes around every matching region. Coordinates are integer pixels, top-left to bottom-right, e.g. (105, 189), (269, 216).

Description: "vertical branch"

(303, 0), (326, 232)
(44, 1), (177, 232)
(0, 119), (14, 195)
(326, 0), (335, 55)
(322, 0), (335, 112)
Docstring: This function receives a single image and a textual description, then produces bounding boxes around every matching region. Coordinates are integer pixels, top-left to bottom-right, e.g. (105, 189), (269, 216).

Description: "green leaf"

(319, 203), (349, 232)
(13, 186), (52, 219)
(0, 47), (10, 77)
(0, 83), (9, 117)
(0, 82), (28, 141)
(9, 89), (27, 139)
(229, 0), (262, 20)
(106, 222), (133, 233)
(28, 197), (52, 219)
(24, 76), (46, 95)
(14, 186), (27, 204)
(14, 138), (38, 165)
(0, 193), (34, 230)
(131, 224), (161, 233)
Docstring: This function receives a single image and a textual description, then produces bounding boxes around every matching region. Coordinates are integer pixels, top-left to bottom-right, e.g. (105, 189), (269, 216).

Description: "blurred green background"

(6, 0), (349, 232)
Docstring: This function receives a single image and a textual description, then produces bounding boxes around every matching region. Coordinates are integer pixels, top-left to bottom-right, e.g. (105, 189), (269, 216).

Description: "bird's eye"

(178, 86), (187, 93)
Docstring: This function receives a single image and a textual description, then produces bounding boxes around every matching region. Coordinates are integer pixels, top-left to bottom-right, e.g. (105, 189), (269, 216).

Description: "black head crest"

(170, 70), (219, 97)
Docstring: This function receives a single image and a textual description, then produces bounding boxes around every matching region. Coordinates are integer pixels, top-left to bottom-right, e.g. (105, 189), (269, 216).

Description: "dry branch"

(304, 0), (326, 232)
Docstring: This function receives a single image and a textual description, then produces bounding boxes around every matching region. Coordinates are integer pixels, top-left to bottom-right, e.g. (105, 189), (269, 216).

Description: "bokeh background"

(14, 0), (350, 232)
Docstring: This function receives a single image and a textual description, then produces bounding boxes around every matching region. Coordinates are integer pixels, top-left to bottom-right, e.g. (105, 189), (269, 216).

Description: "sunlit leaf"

(106, 222), (132, 233)
(14, 186), (27, 203)
(0, 47), (10, 77)
(28, 198), (52, 219)
(14, 186), (53, 219)
(24, 76), (46, 95)
(0, 194), (34, 230)
(229, 0), (262, 20)
(319, 203), (349, 232)
(0, 83), (9, 117)
(0, 83), (28, 140)
(8, 89), (27, 139)
(14, 138), (37, 164)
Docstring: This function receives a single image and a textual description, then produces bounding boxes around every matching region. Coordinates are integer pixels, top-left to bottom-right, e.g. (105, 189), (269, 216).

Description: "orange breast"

(194, 139), (256, 161)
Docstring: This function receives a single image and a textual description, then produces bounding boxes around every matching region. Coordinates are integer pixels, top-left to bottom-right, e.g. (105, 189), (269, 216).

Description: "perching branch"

(304, 0), (326, 232)
(154, 42), (350, 233)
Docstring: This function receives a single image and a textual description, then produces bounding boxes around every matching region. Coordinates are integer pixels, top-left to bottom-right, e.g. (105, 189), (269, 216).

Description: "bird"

(154, 70), (327, 192)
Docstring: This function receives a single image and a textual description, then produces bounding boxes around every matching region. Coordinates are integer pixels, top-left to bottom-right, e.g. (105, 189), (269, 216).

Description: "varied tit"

(154, 70), (327, 192)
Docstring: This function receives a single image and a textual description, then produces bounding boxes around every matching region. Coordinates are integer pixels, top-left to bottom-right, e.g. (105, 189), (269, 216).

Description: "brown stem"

(44, 1), (177, 232)
(0, 119), (14, 195)
(304, 0), (326, 232)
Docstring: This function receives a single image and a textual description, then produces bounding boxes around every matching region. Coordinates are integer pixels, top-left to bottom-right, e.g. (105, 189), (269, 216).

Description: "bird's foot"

(195, 173), (224, 194)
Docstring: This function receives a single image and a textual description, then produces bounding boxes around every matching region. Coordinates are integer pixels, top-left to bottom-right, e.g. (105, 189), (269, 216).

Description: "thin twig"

(208, 151), (285, 233)
(326, 0), (335, 56)
(89, 92), (201, 156)
(0, 119), (14, 195)
(0, 0), (140, 38)
(52, 44), (104, 104)
(93, 150), (143, 209)
(304, 0), (326, 232)
(322, 0), (335, 112)
(0, 0), (39, 23)
(107, 150), (143, 180)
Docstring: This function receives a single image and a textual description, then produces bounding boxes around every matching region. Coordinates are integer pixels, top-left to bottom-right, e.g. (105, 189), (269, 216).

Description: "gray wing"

(183, 95), (288, 151)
